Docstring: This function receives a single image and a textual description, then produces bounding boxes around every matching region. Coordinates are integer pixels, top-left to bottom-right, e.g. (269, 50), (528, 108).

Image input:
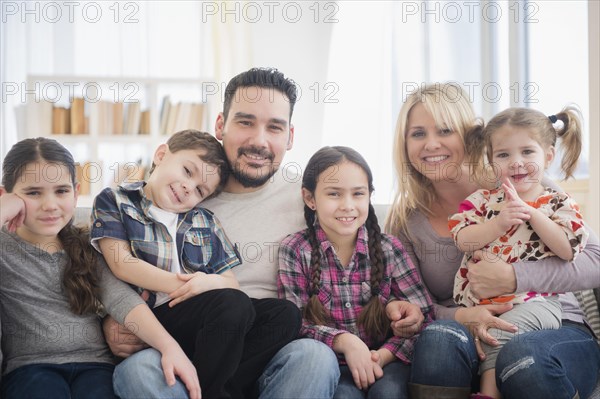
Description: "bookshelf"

(24, 75), (214, 207)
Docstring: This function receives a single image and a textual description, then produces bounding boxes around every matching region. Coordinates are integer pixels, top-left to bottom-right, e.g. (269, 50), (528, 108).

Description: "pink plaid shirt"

(278, 224), (433, 364)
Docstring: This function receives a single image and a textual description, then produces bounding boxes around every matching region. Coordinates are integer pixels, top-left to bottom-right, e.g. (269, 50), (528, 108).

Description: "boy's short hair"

(223, 67), (297, 121)
(150, 129), (230, 197)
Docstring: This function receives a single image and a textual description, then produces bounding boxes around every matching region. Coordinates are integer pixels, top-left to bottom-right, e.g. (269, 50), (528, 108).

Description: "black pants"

(153, 289), (301, 399)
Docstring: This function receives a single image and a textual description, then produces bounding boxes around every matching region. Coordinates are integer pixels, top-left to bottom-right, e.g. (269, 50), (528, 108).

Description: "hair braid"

(357, 204), (390, 340)
(302, 206), (330, 326)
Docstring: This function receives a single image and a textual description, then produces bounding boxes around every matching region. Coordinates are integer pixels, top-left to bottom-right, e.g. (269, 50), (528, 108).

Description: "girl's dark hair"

(302, 146), (389, 341)
(2, 137), (101, 315)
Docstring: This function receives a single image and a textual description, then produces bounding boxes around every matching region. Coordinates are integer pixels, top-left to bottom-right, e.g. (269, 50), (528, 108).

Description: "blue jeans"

(334, 361), (410, 399)
(1, 362), (116, 399)
(496, 323), (600, 399)
(410, 320), (600, 399)
(113, 339), (340, 399)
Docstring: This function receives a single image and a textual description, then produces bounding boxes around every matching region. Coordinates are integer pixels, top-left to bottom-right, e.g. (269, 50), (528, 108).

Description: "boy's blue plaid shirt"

(90, 181), (241, 306)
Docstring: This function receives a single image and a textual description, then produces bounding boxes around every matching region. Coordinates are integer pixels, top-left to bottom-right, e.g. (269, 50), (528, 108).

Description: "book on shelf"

(113, 102), (124, 135)
(159, 97), (206, 136)
(70, 98), (86, 134)
(124, 102), (141, 135)
(52, 106), (71, 135)
(24, 86), (207, 138)
(159, 96), (172, 135)
(140, 110), (151, 135)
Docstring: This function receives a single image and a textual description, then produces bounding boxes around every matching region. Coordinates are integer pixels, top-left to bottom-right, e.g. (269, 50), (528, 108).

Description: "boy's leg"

(227, 298), (301, 398)
(258, 338), (340, 399)
(153, 288), (255, 399)
(1, 364), (70, 399)
(70, 362), (117, 399)
(366, 361), (411, 399)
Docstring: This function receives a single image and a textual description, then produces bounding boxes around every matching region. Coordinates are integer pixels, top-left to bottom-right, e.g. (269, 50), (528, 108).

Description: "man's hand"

(385, 300), (424, 338)
(102, 315), (148, 358)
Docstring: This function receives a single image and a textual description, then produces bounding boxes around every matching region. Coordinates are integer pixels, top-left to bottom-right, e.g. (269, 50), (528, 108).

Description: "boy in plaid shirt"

(91, 129), (300, 399)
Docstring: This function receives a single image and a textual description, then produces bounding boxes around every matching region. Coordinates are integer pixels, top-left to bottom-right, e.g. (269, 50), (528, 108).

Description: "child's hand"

(496, 201), (530, 232)
(369, 349), (388, 372)
(386, 301), (424, 338)
(168, 272), (208, 307)
(495, 180), (531, 233)
(160, 343), (202, 399)
(340, 334), (384, 390)
(0, 191), (26, 232)
(502, 179), (530, 209)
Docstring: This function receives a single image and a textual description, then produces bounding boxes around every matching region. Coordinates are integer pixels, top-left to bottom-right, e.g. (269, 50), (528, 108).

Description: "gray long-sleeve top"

(398, 210), (599, 323)
(0, 228), (144, 375)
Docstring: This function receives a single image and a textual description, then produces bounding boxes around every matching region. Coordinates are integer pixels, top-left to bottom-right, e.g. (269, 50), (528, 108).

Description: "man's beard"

(232, 145), (277, 188)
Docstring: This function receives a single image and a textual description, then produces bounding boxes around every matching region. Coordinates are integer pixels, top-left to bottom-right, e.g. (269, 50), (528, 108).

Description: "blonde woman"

(384, 83), (600, 399)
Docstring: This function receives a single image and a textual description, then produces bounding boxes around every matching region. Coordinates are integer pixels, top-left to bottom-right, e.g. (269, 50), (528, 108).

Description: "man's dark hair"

(223, 67), (297, 121)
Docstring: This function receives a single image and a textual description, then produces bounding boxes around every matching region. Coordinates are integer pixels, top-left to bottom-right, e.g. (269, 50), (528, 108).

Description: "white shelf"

(25, 75), (215, 202)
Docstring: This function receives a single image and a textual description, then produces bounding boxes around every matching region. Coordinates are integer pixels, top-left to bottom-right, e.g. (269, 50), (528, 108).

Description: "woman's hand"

(467, 250), (517, 299)
(385, 300), (425, 338)
(334, 333), (383, 390)
(455, 305), (518, 360)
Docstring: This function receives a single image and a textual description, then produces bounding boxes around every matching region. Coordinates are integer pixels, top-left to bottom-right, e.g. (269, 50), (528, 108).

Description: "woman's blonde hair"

(385, 83), (477, 238)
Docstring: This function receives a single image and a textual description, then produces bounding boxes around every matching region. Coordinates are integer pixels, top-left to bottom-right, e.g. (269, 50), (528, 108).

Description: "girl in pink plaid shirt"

(277, 146), (434, 399)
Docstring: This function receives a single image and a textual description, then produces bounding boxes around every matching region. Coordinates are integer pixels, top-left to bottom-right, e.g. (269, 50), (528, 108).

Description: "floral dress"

(449, 187), (588, 307)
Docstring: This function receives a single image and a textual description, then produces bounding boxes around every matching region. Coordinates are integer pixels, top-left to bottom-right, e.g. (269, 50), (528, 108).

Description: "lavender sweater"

(398, 210), (600, 323)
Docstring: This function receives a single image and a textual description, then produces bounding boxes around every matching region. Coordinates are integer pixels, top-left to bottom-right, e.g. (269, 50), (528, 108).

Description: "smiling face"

(303, 161), (370, 247)
(12, 161), (78, 247)
(405, 103), (465, 183)
(491, 125), (554, 201)
(215, 86), (294, 192)
(144, 146), (222, 213)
